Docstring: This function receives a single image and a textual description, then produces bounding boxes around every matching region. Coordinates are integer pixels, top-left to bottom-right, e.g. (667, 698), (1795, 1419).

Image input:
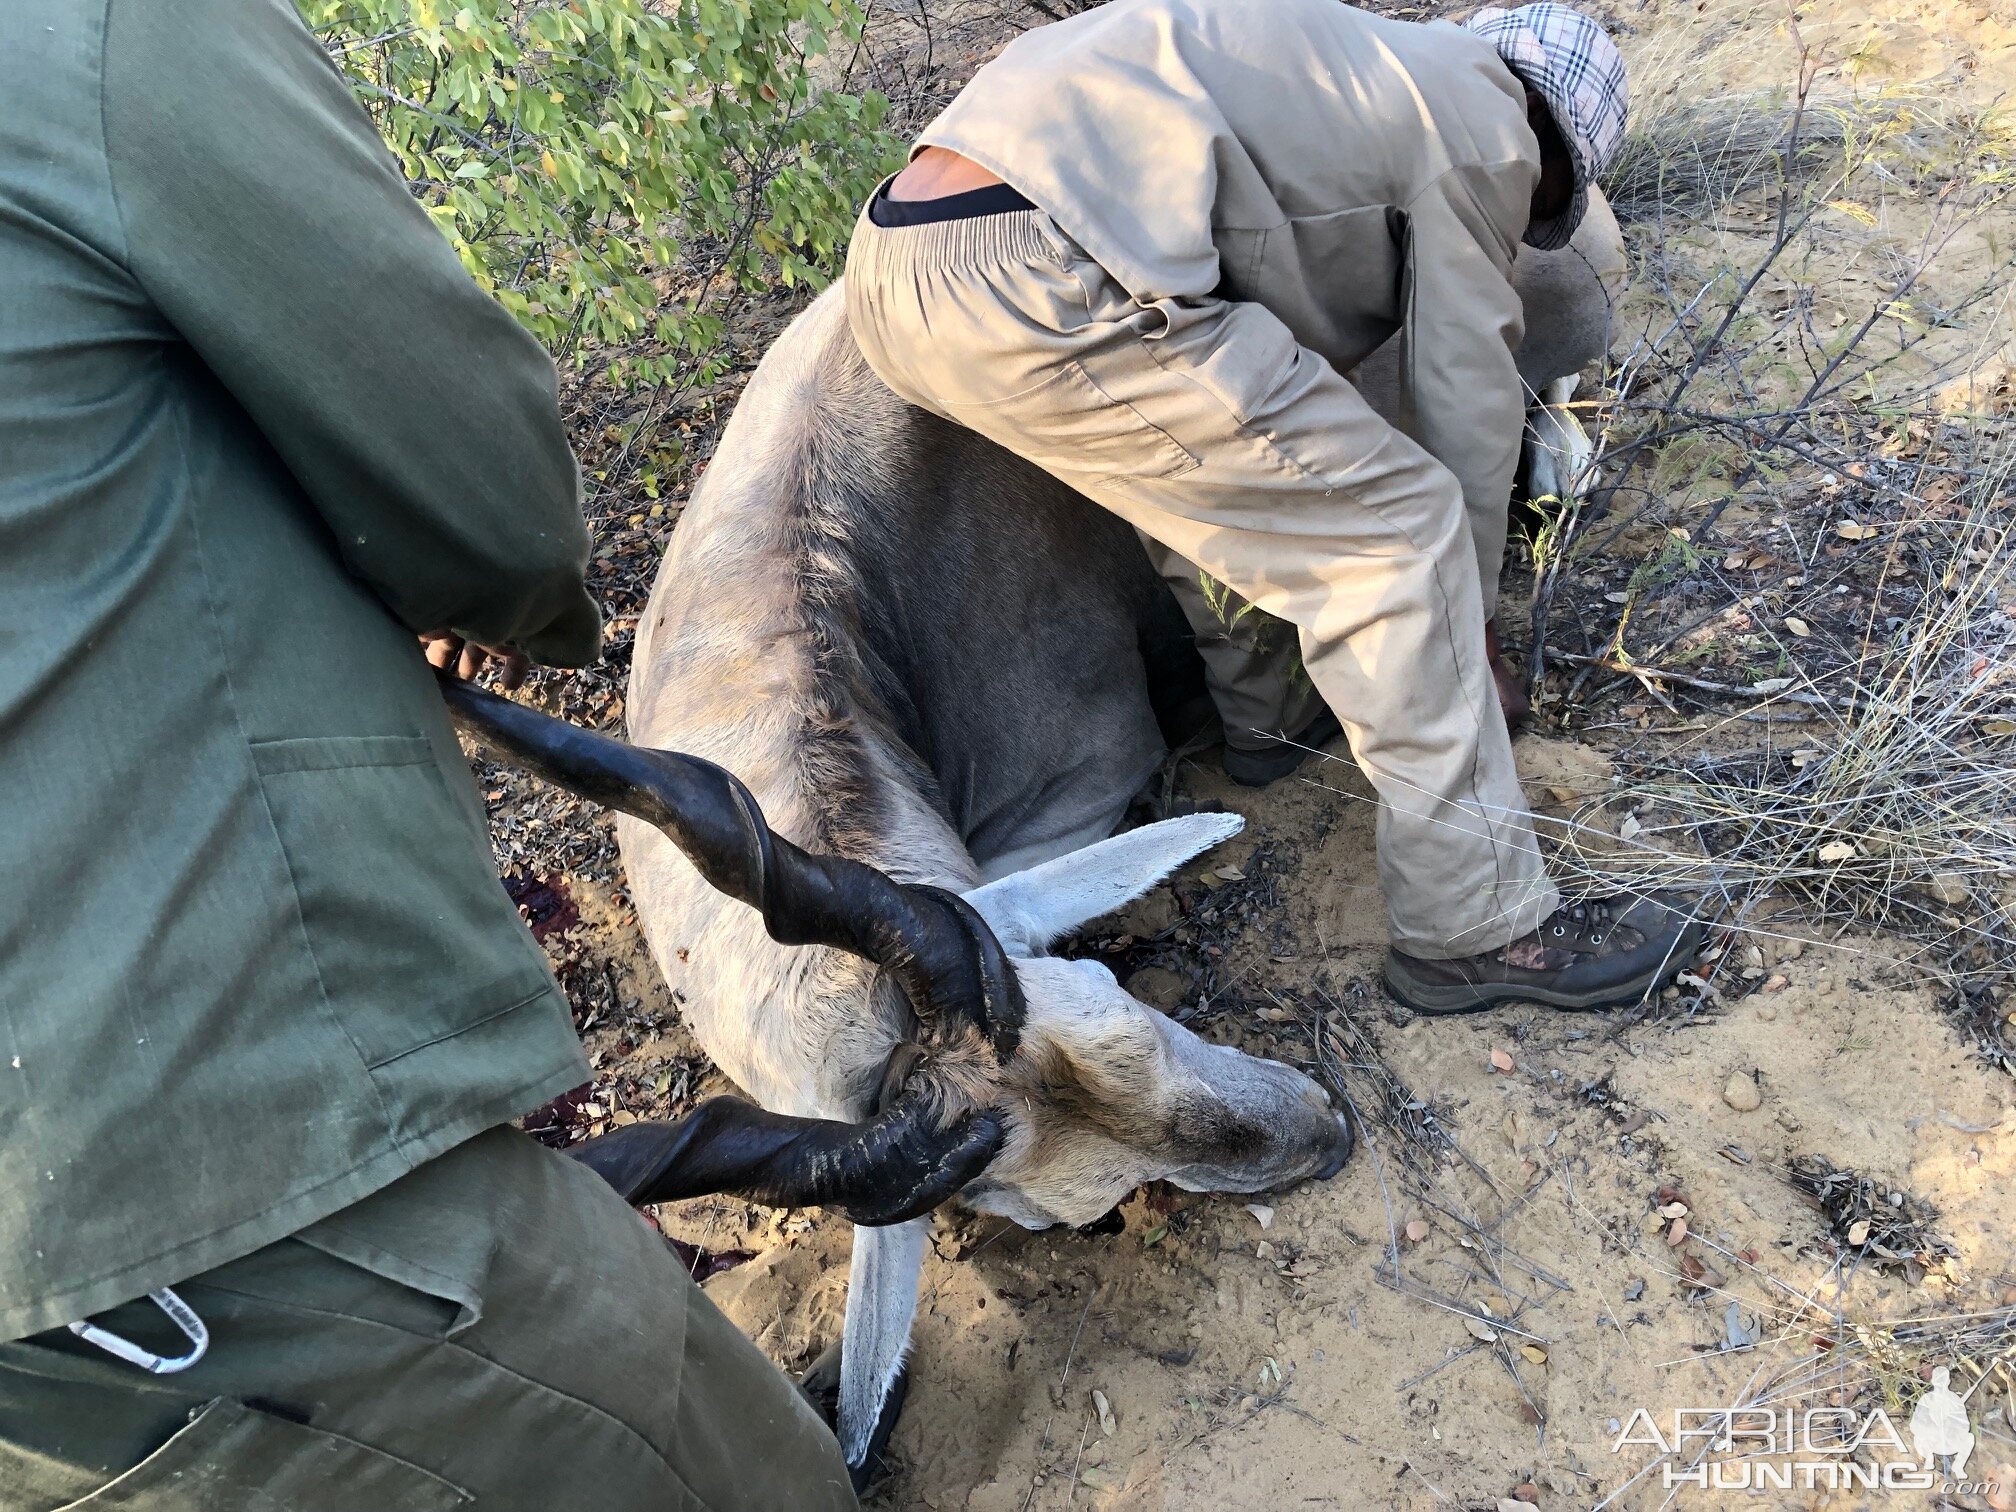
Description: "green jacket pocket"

(250, 736), (557, 1070)
(56, 1398), (469, 1509)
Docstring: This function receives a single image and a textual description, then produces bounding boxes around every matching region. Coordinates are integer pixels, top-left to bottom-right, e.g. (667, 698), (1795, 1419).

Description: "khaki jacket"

(1, 0), (598, 1338)
(918, 0), (1541, 562)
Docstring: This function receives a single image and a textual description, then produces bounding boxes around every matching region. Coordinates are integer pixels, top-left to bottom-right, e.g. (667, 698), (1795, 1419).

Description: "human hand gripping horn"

(437, 673), (1021, 1227)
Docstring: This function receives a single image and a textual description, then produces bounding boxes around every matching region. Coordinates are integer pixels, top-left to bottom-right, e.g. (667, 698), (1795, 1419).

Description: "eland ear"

(963, 812), (1244, 953)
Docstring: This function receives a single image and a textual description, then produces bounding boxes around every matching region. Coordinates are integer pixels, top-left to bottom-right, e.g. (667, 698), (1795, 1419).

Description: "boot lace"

(1546, 898), (1618, 947)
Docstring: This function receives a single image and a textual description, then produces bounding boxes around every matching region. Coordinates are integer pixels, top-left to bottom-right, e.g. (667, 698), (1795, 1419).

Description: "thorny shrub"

(301, 0), (900, 388)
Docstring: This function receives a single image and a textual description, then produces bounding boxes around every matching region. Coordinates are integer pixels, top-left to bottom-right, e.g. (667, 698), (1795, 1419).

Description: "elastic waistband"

(848, 202), (1063, 278)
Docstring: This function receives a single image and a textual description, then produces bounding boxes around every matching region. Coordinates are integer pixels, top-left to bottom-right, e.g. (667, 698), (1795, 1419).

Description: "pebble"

(1723, 1070), (1763, 1112)
(1922, 873), (1971, 906)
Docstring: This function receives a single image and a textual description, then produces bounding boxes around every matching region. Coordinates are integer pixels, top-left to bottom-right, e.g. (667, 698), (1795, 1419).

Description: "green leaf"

(305, 0), (899, 388)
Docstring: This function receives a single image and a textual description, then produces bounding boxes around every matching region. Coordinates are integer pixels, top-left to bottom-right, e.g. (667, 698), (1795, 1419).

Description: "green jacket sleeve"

(100, 0), (602, 667)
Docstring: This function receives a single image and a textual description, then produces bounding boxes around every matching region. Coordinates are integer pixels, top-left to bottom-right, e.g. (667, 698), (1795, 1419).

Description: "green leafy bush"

(300, 0), (900, 387)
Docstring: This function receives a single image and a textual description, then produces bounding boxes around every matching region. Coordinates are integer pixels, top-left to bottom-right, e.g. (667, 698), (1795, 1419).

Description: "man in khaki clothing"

(846, 0), (1704, 1015)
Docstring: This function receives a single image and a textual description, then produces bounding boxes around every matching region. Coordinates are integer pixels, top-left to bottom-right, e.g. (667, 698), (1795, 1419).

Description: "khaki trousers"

(0, 1129), (857, 1512)
(845, 208), (1557, 957)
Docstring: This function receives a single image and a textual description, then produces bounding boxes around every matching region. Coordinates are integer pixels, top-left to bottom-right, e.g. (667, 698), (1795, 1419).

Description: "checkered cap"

(1463, 4), (1628, 249)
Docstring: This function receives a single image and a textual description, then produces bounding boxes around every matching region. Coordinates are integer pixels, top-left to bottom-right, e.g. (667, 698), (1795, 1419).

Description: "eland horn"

(437, 673), (1024, 1061)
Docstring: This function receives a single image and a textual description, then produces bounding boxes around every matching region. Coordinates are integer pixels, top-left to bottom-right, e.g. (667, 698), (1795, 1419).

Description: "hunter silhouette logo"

(1909, 1367), (1974, 1477)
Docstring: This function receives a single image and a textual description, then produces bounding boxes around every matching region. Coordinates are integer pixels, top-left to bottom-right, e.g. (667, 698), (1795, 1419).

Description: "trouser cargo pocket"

(54, 1398), (468, 1511)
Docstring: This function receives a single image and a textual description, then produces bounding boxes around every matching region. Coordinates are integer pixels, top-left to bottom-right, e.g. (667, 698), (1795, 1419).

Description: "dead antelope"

(455, 187), (1624, 1484)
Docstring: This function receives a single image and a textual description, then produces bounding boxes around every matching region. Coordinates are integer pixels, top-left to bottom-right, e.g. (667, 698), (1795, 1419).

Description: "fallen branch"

(1553, 652), (1840, 708)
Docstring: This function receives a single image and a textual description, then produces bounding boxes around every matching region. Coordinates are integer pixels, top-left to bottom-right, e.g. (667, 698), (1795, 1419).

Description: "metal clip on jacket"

(67, 1287), (209, 1374)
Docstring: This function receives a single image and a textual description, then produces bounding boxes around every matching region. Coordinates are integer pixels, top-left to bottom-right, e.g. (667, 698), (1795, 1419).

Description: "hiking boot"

(1383, 893), (1707, 1015)
(1223, 708), (1344, 787)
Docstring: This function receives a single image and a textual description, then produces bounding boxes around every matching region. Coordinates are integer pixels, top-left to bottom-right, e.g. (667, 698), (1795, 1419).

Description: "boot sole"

(1383, 920), (1709, 1016)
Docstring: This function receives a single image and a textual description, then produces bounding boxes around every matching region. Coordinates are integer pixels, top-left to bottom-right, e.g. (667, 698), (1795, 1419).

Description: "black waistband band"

(868, 180), (1036, 229)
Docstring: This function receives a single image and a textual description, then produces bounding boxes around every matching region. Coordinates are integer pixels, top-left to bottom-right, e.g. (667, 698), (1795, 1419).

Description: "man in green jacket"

(0, 1), (856, 1506)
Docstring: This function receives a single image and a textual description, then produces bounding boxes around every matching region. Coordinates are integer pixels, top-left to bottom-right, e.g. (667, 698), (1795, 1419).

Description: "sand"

(653, 741), (2015, 1509)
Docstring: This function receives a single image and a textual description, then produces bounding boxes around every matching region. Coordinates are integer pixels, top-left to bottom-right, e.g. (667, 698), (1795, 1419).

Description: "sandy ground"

(646, 740), (2015, 1511)
(484, 0), (2016, 1506)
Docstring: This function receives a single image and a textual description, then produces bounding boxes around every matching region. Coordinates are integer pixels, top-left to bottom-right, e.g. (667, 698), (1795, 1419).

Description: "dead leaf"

(1658, 1201), (1690, 1220)
(1464, 1315), (1499, 1343)
(1623, 1277), (1646, 1301)
(1490, 1047), (1516, 1074)
(1817, 840), (1858, 863)
(1619, 813), (1642, 841)
(1245, 1203), (1275, 1230)
(1847, 1220), (1871, 1246)
(1405, 1218), (1430, 1244)
(1092, 1388), (1116, 1437)
(1834, 519), (1879, 541)
(1668, 1217), (1690, 1246)
(1213, 866), (1246, 882)
(1617, 1110), (1649, 1135)
(1520, 1344), (1548, 1366)
(1785, 616), (1812, 637)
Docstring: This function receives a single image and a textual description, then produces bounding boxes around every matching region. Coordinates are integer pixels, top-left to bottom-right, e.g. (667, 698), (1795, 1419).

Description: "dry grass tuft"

(1513, 11), (2016, 1052)
(1541, 446), (2016, 1015)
